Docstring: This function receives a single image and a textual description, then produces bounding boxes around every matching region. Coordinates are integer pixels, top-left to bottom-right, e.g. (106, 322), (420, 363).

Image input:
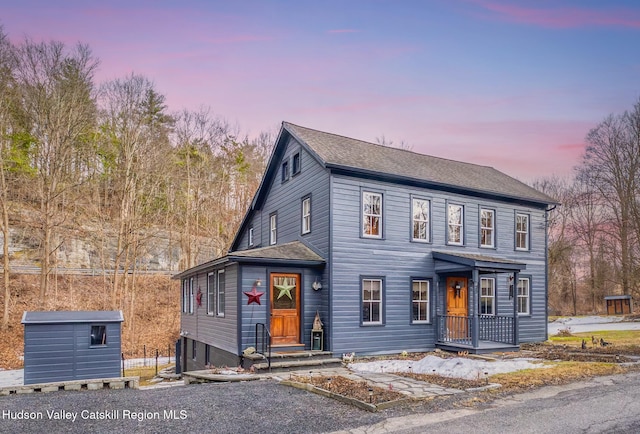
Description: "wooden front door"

(270, 273), (301, 345)
(446, 277), (469, 340)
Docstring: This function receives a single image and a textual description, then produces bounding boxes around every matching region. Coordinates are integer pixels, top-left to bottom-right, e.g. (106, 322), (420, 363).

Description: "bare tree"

(578, 103), (640, 296)
(0, 26), (16, 328)
(571, 175), (609, 311)
(97, 74), (171, 309)
(12, 39), (98, 305)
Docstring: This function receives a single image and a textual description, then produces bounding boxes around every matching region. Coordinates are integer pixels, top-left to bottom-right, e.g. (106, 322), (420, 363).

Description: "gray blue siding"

(180, 263), (239, 362)
(329, 174), (548, 355)
(236, 137), (331, 258)
(23, 322), (121, 385)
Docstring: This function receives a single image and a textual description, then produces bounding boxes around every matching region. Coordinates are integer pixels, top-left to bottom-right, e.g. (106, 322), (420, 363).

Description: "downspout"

(544, 205), (556, 341)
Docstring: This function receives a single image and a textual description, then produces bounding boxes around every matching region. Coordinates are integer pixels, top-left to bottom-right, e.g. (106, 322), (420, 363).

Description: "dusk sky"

(3, 0), (640, 181)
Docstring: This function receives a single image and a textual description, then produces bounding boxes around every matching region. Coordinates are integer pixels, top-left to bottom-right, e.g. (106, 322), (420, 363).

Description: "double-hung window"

(362, 278), (382, 324)
(302, 197), (311, 234)
(362, 191), (382, 238)
(516, 213), (529, 250)
(480, 278), (495, 315)
(216, 270), (225, 317)
(480, 208), (495, 248)
(270, 214), (277, 245)
(182, 280), (188, 313)
(411, 280), (430, 323)
(517, 278), (530, 315)
(447, 204), (464, 245)
(292, 152), (301, 175)
(207, 272), (215, 315)
(188, 277), (194, 314)
(412, 198), (430, 242)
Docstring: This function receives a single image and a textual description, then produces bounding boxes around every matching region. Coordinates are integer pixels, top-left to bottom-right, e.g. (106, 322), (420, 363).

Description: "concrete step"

(252, 357), (343, 373)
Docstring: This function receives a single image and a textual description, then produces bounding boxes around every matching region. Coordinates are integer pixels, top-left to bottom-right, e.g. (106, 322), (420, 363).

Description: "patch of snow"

(350, 355), (547, 381)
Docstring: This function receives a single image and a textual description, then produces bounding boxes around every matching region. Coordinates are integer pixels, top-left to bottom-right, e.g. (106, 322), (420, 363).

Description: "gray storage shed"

(22, 310), (124, 385)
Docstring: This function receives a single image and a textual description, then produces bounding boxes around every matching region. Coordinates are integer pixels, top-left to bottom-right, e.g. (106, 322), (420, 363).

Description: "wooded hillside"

(0, 274), (177, 369)
(0, 29), (271, 329)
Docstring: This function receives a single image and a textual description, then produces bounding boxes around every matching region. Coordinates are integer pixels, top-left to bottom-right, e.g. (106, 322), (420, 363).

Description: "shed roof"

(433, 251), (526, 273)
(172, 241), (325, 279)
(22, 310), (124, 324)
(284, 122), (557, 206)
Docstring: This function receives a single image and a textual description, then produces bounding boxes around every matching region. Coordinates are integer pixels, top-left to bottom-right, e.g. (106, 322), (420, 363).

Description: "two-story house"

(173, 122), (557, 370)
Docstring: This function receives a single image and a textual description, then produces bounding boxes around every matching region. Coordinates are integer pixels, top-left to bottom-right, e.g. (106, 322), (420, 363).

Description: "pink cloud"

(468, 0), (640, 29)
(327, 29), (360, 34)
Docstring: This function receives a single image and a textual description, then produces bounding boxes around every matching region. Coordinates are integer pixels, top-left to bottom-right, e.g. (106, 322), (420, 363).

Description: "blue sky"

(3, 0), (640, 180)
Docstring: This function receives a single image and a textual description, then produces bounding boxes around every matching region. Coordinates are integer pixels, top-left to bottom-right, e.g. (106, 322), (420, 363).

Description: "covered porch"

(432, 251), (526, 354)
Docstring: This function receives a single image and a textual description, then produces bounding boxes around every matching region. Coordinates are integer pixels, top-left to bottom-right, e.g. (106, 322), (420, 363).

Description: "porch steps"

(436, 340), (519, 355)
(245, 350), (343, 373)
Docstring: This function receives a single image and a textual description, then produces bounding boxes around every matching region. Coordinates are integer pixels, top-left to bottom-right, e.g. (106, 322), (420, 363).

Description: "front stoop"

(243, 350), (343, 373)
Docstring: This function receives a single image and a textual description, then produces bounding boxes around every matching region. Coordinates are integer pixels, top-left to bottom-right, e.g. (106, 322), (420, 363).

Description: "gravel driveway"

(0, 379), (393, 434)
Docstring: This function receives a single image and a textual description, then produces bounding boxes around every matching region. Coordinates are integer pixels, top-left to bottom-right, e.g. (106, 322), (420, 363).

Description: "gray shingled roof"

(230, 241), (324, 262)
(22, 310), (124, 324)
(284, 122), (556, 205)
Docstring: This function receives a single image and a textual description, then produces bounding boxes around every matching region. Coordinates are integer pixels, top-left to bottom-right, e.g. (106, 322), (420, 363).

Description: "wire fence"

(121, 344), (175, 377)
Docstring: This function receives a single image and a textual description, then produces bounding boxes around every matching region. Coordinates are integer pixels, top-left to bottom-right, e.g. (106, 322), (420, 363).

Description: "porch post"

(513, 271), (520, 345)
(471, 269), (479, 348)
(435, 278), (440, 342)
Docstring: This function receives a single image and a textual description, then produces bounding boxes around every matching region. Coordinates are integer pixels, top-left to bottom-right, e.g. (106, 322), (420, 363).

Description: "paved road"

(335, 372), (640, 434)
(548, 316), (640, 335)
(3, 372), (640, 434)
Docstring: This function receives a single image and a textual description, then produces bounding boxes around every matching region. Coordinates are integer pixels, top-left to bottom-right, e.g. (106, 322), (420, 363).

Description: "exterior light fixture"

(453, 281), (462, 298)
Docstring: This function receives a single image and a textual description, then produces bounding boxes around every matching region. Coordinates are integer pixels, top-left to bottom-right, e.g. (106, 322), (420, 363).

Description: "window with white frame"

(362, 191), (382, 238)
(447, 204), (464, 245)
(362, 278), (382, 324)
(216, 269), (225, 317)
(412, 198), (430, 242)
(270, 213), (277, 245)
(516, 213), (529, 250)
(189, 277), (194, 314)
(207, 272), (215, 315)
(480, 278), (495, 315)
(302, 197), (311, 234)
(182, 280), (188, 313)
(248, 227), (254, 247)
(517, 277), (530, 315)
(480, 208), (495, 248)
(412, 280), (430, 323)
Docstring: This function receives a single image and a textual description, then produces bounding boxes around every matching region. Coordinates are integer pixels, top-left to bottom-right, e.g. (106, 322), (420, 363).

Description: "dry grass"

(291, 374), (407, 404)
(0, 274), (179, 369)
(487, 361), (629, 394)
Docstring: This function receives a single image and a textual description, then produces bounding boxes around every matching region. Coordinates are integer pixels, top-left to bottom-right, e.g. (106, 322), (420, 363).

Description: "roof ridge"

(283, 121), (496, 170)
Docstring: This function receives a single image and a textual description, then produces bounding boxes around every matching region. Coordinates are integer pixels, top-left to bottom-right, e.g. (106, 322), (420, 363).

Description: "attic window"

(90, 325), (107, 346)
(282, 160), (290, 182)
(292, 153), (301, 175)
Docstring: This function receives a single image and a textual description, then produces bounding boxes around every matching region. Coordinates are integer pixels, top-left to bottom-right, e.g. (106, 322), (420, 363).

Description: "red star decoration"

(243, 286), (265, 305)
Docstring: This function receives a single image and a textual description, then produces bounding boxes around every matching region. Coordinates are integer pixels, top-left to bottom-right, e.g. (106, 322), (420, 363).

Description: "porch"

(435, 314), (519, 354)
(433, 251), (526, 354)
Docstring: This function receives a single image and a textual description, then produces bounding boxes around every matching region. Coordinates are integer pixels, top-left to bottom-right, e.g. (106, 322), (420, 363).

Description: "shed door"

(270, 273), (300, 345)
(446, 277), (469, 339)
